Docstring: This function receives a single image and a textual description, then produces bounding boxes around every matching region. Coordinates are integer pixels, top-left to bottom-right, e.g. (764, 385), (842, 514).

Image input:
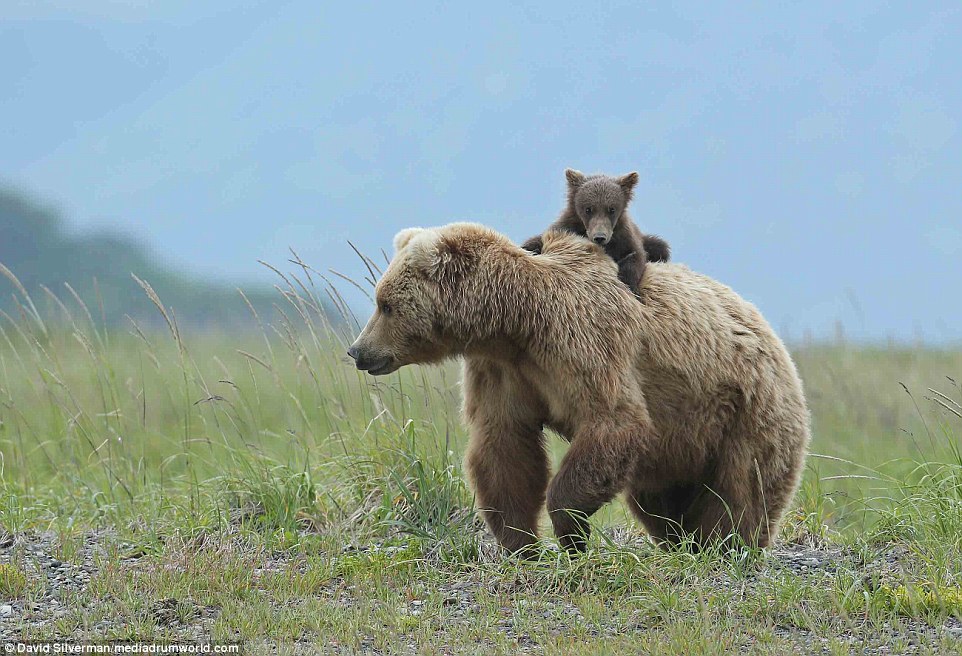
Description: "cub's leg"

(463, 363), (548, 555)
(613, 250), (645, 293)
(520, 234), (544, 255)
(546, 415), (649, 552)
(641, 234), (671, 263)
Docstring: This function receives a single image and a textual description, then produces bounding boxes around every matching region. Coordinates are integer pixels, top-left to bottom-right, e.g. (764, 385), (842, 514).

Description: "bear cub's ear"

(393, 227), (428, 254)
(617, 172), (639, 201)
(565, 168), (586, 189)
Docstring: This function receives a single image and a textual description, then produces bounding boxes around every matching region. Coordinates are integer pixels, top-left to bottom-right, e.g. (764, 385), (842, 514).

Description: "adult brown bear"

(348, 223), (810, 553)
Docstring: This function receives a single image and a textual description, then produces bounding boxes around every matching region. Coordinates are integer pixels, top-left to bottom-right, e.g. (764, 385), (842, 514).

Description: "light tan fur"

(349, 222), (810, 553)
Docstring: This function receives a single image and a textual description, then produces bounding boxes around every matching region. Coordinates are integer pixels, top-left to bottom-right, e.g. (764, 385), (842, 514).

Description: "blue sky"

(2, 1), (961, 342)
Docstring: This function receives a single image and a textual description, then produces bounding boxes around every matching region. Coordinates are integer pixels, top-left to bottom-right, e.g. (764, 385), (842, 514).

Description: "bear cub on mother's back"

(521, 169), (670, 295)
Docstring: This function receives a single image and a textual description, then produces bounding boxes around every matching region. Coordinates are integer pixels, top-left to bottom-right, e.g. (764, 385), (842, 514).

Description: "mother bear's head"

(347, 223), (502, 376)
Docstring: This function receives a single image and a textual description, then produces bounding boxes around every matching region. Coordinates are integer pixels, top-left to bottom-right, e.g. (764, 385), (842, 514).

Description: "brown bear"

(348, 223), (810, 554)
(521, 169), (671, 295)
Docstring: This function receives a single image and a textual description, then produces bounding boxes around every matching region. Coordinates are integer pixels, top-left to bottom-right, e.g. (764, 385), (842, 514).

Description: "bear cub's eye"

(379, 302), (393, 316)
(584, 206), (593, 215)
(607, 206), (615, 215)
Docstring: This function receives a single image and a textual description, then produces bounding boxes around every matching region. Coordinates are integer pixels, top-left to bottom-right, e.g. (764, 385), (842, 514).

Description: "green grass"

(0, 563), (34, 599)
(1, 269), (961, 653)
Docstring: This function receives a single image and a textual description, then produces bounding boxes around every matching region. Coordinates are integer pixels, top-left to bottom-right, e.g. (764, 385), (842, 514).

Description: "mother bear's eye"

(379, 302), (393, 316)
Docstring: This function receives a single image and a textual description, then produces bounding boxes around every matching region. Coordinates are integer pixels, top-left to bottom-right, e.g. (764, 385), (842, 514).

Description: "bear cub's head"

(565, 169), (639, 246)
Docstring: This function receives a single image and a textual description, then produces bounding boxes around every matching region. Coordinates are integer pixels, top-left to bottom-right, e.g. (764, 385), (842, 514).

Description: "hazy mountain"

(0, 187), (328, 330)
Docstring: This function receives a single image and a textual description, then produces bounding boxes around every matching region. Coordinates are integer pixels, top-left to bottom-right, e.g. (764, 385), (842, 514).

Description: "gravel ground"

(2, 528), (961, 653)
(1, 529), (100, 639)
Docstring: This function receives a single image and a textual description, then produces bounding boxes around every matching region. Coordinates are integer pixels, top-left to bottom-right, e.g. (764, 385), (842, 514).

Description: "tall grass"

(0, 261), (960, 545)
(0, 263), (463, 541)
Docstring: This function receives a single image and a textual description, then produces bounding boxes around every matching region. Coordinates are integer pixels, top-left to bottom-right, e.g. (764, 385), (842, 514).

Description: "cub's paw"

(520, 235), (544, 255)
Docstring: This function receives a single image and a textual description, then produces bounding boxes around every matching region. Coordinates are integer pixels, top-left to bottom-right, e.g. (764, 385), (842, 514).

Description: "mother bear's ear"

(392, 227), (443, 275)
(393, 227), (428, 253)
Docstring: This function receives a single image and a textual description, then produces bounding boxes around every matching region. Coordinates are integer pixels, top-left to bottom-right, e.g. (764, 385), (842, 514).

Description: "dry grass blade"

(236, 349), (273, 372)
(288, 248), (318, 286)
(928, 387), (962, 411)
(39, 284), (74, 324)
(131, 274), (181, 347)
(929, 396), (962, 419)
(0, 261), (47, 336)
(329, 269), (374, 304)
(348, 239), (383, 279)
(63, 282), (93, 323)
(258, 260), (295, 291)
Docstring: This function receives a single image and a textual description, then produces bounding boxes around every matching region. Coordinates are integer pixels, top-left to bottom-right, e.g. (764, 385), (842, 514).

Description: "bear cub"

(522, 169), (670, 294)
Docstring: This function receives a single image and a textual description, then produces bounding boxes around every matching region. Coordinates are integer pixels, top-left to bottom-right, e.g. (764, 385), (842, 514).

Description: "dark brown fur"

(521, 169), (671, 295)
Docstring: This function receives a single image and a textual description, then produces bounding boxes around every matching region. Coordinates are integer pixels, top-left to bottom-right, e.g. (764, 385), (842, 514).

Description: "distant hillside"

(0, 186), (332, 330)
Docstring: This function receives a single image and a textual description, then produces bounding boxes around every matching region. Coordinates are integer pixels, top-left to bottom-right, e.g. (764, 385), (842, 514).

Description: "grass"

(0, 266), (961, 653)
(0, 564), (33, 599)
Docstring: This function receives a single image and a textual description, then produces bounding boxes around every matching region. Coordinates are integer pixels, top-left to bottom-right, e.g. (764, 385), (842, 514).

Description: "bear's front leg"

(463, 361), (549, 555)
(547, 417), (646, 553)
(465, 419), (548, 555)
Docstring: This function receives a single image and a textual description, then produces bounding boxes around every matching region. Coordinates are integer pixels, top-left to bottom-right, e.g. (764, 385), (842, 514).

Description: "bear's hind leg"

(627, 483), (704, 547)
(679, 455), (774, 549)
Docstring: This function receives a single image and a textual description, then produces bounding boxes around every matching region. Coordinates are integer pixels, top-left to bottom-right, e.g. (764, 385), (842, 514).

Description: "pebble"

(0, 604), (13, 617)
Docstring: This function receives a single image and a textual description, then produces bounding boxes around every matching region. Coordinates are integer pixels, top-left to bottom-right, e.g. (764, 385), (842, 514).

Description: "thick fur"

(349, 223), (810, 554)
(521, 169), (671, 296)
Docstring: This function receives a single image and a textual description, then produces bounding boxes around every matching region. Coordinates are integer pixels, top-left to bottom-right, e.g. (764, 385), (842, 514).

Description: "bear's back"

(637, 261), (804, 406)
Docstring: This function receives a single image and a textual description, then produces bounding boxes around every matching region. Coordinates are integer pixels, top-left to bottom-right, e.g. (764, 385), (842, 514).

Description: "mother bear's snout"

(347, 340), (394, 375)
(346, 345), (360, 362)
